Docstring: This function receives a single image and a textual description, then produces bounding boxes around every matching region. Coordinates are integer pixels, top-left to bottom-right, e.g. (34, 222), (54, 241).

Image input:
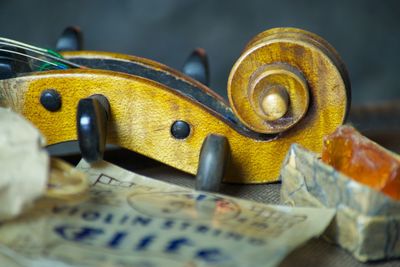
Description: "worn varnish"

(229, 27), (350, 134)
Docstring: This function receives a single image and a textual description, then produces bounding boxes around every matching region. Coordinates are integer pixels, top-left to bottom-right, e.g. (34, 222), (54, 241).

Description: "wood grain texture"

(228, 27), (350, 134)
(0, 69), (345, 184)
(0, 28), (350, 184)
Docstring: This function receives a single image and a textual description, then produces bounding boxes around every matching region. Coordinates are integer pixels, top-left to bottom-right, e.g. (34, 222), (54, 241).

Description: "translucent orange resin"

(322, 125), (400, 200)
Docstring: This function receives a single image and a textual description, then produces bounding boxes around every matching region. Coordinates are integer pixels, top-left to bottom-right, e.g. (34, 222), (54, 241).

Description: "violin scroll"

(228, 28), (350, 134)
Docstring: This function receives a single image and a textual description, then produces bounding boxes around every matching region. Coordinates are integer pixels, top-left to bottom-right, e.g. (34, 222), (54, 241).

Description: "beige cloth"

(0, 108), (48, 220)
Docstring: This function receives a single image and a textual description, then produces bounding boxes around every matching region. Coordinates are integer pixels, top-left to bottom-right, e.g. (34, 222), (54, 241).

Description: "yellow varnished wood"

(0, 67), (346, 184)
(228, 27), (350, 134)
(0, 27), (350, 184)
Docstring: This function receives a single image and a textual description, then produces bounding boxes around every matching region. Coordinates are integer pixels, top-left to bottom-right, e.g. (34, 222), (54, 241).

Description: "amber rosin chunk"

(322, 125), (400, 200)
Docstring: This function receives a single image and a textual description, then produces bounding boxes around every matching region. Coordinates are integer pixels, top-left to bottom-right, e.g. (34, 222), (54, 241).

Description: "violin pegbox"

(0, 27), (350, 191)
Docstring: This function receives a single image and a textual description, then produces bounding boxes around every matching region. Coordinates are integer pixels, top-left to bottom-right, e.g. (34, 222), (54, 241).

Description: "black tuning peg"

(56, 26), (83, 51)
(0, 46), (31, 80)
(77, 94), (110, 163)
(182, 48), (210, 86)
(195, 134), (230, 192)
(0, 61), (14, 80)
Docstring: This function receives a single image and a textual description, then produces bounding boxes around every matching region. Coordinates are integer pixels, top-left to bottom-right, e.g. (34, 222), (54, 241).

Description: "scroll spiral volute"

(228, 28), (351, 134)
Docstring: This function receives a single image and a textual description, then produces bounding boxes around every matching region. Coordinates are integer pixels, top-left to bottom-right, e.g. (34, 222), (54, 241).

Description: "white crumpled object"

(0, 107), (48, 221)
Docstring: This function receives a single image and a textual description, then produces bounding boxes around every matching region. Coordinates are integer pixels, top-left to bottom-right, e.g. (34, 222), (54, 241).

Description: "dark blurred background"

(1, 0), (399, 104)
(1, 0), (400, 153)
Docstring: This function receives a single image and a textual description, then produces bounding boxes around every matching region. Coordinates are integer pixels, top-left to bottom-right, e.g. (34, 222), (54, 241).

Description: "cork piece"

(280, 144), (400, 262)
(0, 107), (48, 220)
(322, 125), (400, 200)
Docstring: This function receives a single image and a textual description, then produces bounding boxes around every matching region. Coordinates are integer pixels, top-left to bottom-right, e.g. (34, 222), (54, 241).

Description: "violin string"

(0, 49), (60, 68)
(0, 42), (82, 68)
(0, 41), (48, 55)
(43, 52), (84, 68)
(0, 37), (48, 53)
(0, 56), (46, 69)
(0, 38), (84, 68)
(0, 41), (62, 68)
